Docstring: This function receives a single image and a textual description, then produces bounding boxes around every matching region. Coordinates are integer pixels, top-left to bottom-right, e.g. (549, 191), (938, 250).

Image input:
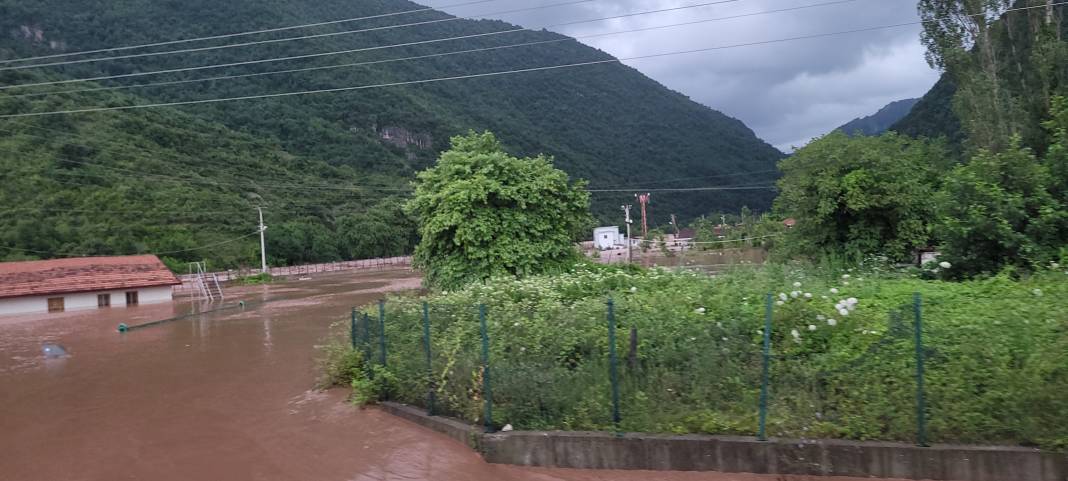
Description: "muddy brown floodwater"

(0, 268), (903, 481)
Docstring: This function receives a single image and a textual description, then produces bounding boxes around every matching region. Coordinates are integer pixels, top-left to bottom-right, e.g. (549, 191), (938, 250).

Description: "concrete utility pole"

(670, 214), (679, 236)
(622, 204), (633, 264)
(258, 207), (268, 273)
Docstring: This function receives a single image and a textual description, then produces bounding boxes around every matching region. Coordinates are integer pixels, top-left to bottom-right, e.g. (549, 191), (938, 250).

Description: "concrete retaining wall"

(380, 402), (1067, 481)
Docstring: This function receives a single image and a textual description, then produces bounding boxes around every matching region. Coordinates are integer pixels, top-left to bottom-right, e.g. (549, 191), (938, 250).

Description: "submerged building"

(0, 255), (180, 316)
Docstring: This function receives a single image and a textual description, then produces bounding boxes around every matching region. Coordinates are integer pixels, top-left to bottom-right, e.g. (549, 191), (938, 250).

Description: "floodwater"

(0, 269), (898, 481)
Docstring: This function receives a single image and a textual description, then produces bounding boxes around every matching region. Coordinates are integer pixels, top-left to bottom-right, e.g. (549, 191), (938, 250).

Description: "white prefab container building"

(0, 255), (180, 317)
(593, 226), (625, 250)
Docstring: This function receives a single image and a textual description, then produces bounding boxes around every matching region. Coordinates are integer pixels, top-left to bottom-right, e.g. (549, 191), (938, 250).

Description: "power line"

(0, 21), (929, 119)
(5, 0), (1057, 96)
(0, 0), (600, 73)
(7, 0), (856, 100)
(595, 169), (781, 189)
(0, 0), (749, 92)
(0, 0), (503, 66)
(588, 185), (777, 193)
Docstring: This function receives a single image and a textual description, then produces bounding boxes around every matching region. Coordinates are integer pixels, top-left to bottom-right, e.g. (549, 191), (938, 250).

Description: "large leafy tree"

(775, 131), (948, 261)
(405, 131), (592, 288)
(936, 97), (1068, 276)
(918, 0), (1066, 152)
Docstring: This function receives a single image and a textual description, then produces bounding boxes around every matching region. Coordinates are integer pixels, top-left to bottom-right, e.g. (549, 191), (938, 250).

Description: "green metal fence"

(351, 293), (935, 445)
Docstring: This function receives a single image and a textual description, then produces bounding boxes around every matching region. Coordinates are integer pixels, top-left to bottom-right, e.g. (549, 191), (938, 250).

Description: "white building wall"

(0, 286), (174, 317)
(594, 227), (622, 250)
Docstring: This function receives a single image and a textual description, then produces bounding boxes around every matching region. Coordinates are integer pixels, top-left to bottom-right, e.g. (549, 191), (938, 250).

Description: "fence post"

(914, 292), (928, 447)
(350, 308), (357, 349)
(758, 293), (773, 441)
(362, 313), (371, 363)
(607, 298), (621, 429)
(479, 303), (493, 432)
(423, 301), (435, 416)
(378, 299), (387, 367)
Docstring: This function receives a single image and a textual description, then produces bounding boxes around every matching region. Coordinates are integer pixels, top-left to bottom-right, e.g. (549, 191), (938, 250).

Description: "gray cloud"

(424, 0), (940, 151)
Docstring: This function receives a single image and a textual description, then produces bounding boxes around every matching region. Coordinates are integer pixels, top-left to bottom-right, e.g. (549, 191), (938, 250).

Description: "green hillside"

(0, 0), (783, 268)
(836, 98), (919, 137)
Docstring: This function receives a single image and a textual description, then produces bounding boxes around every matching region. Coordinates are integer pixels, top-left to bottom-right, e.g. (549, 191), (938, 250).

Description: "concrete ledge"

(378, 402), (482, 451)
(380, 402), (1068, 481)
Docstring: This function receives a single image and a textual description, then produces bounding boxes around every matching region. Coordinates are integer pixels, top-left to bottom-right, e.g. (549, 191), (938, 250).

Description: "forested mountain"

(0, 0), (783, 269)
(890, 76), (962, 144)
(836, 98), (919, 137)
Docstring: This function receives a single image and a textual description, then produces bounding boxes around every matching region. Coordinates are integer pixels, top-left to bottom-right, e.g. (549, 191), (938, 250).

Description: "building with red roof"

(0, 255), (180, 316)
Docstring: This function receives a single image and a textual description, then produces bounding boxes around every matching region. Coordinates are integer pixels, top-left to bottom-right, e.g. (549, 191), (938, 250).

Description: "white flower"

(716, 322), (723, 328)
(779, 293), (788, 301)
(630, 286), (638, 292)
(816, 314), (826, 321)
(821, 295), (829, 300)
(513, 322), (520, 327)
(791, 329), (800, 339)
(776, 300), (785, 306)
(520, 347), (526, 352)
(862, 329), (870, 335)
(827, 318), (837, 326)
(808, 324), (817, 331)
(790, 291), (800, 298)
(839, 308), (850, 317)
(939, 261), (952, 269)
(502, 424), (514, 432)
(1050, 262), (1059, 269)
(842, 274), (851, 279)
(722, 337), (729, 342)
(793, 282), (802, 288)
(846, 297), (858, 305)
(804, 293), (813, 299)
(843, 281), (850, 285)
(689, 337), (697, 341)
(830, 288), (839, 294)
(1033, 289), (1043, 296)
(695, 307), (706, 314)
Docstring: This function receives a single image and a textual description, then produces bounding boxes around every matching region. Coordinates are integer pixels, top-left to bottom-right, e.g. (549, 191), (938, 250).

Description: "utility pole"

(670, 214), (679, 236)
(621, 204), (633, 264)
(636, 193), (650, 239)
(258, 207), (268, 274)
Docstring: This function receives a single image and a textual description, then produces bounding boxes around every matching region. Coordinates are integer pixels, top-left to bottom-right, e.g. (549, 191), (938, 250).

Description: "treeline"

(776, 1), (1068, 277)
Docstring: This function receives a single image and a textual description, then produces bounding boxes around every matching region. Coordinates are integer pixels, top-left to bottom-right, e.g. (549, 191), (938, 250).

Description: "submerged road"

(0, 268), (901, 481)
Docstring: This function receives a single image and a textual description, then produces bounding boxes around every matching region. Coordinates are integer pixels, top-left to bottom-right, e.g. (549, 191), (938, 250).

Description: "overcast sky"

(423, 0), (940, 152)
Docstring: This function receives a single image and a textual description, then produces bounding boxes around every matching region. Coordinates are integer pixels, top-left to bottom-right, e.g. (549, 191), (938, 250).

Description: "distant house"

(0, 255), (180, 316)
(593, 226), (625, 250)
(783, 218), (797, 229)
(668, 228), (696, 247)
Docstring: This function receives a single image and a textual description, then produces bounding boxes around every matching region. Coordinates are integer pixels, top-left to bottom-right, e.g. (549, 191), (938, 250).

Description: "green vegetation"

(406, 132), (591, 288)
(0, 0), (782, 268)
(343, 263), (1068, 448)
(897, 1), (1068, 153)
(776, 132), (950, 261)
(781, 98), (1068, 275)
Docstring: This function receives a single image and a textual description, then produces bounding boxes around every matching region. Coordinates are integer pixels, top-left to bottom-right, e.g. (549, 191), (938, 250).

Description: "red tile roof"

(0, 255), (180, 300)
